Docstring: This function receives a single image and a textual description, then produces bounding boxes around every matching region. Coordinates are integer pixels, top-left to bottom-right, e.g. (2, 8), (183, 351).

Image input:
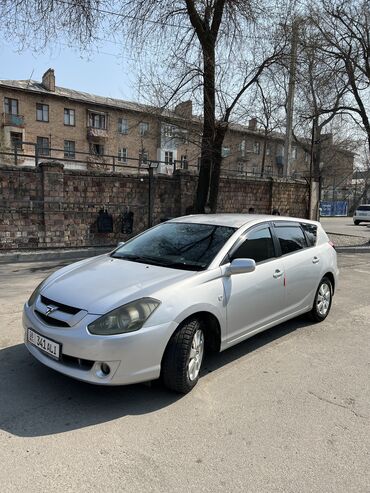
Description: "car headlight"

(28, 278), (49, 306)
(88, 298), (160, 335)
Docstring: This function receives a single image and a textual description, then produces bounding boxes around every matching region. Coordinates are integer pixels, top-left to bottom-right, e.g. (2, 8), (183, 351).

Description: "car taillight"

(328, 240), (335, 249)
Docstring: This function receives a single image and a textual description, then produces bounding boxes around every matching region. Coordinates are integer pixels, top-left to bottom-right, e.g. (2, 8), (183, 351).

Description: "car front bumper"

(23, 304), (178, 385)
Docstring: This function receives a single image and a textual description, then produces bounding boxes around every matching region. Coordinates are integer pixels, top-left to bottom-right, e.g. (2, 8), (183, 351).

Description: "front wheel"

(309, 277), (333, 322)
(161, 319), (205, 394)
(354, 220), (360, 225)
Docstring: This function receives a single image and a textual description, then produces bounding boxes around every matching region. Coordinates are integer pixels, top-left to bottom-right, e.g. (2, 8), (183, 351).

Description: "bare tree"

(0, 0), (291, 212)
(311, 0), (370, 154)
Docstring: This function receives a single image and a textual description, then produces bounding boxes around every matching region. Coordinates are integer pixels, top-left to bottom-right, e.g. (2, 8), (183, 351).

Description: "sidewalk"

(0, 246), (113, 264)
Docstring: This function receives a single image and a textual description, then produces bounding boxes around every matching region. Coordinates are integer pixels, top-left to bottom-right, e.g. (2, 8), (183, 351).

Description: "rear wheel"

(161, 318), (205, 394)
(309, 277), (333, 322)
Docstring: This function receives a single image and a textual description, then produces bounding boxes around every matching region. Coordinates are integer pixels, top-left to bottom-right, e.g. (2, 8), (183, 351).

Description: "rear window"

(301, 223), (317, 247)
(275, 225), (307, 255)
(356, 205), (370, 211)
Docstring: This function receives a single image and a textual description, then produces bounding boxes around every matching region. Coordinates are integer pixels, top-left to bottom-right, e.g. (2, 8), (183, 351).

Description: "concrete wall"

(0, 162), (309, 250)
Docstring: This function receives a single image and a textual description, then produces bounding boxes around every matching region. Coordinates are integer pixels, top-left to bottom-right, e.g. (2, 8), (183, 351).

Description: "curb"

(336, 246), (370, 254)
(0, 246), (114, 264)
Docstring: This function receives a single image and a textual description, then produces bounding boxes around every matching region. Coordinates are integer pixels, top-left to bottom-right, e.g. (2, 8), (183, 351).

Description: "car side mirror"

(225, 258), (256, 276)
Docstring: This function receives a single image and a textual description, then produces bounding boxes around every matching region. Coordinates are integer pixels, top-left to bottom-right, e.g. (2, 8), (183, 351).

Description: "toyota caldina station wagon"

(24, 214), (338, 393)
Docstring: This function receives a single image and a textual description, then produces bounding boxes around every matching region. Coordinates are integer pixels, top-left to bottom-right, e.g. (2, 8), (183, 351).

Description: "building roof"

(0, 79), (160, 115)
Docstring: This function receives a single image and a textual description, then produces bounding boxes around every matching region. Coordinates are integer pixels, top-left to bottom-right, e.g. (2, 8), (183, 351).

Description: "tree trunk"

(260, 128), (268, 177)
(194, 41), (216, 213)
(208, 124), (227, 212)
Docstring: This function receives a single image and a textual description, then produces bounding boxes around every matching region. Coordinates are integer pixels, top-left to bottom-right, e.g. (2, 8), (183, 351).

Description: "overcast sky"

(1, 38), (136, 101)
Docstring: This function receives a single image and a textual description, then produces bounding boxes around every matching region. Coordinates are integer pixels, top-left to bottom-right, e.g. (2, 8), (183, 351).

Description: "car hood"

(41, 255), (195, 314)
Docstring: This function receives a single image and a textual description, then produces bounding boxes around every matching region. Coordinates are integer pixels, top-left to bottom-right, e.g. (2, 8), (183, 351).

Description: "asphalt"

(0, 254), (369, 492)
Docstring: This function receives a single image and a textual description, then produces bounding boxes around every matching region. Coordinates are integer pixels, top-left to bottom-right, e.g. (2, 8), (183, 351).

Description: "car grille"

(34, 310), (70, 328)
(40, 295), (81, 315)
(60, 354), (94, 370)
(34, 295), (87, 328)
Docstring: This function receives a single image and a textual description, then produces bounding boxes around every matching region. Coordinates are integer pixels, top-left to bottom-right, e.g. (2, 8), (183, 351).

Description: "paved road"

(1, 255), (370, 492)
(321, 216), (370, 238)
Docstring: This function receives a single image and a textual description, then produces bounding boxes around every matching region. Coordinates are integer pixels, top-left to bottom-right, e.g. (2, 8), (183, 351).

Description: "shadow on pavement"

(0, 316), (310, 438)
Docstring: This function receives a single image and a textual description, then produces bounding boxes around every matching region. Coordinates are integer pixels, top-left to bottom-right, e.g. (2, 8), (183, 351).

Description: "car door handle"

(273, 269), (284, 279)
(312, 257), (320, 264)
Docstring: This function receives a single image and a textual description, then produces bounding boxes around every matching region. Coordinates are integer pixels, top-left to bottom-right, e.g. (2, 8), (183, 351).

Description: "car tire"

(354, 220), (360, 225)
(161, 318), (205, 394)
(309, 277), (333, 323)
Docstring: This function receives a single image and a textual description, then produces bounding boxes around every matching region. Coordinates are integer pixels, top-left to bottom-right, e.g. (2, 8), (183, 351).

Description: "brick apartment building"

(0, 69), (354, 191)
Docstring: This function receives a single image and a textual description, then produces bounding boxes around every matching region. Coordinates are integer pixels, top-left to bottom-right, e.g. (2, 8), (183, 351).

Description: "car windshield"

(111, 222), (237, 270)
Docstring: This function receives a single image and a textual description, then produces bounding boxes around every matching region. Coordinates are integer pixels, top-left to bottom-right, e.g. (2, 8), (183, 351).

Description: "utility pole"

(284, 19), (299, 177)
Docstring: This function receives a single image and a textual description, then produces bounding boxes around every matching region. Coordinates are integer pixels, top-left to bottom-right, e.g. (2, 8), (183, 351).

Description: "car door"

(272, 221), (321, 315)
(223, 223), (286, 345)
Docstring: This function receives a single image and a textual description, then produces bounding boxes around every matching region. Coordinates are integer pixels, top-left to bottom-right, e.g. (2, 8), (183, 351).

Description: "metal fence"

(0, 142), (308, 183)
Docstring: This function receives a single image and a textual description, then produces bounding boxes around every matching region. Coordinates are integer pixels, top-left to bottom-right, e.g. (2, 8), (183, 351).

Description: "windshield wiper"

(111, 254), (165, 266)
(156, 259), (202, 271)
(111, 253), (201, 270)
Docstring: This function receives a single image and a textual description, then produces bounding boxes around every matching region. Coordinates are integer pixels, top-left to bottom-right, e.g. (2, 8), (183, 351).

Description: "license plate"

(27, 329), (61, 360)
(358, 212), (368, 216)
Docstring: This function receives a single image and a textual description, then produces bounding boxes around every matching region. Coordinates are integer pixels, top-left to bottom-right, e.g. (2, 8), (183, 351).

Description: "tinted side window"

(276, 226), (307, 255)
(231, 227), (275, 263)
(301, 223), (317, 247)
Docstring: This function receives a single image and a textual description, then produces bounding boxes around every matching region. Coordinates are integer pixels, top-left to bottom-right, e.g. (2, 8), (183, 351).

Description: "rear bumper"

(23, 304), (177, 385)
(353, 215), (370, 222)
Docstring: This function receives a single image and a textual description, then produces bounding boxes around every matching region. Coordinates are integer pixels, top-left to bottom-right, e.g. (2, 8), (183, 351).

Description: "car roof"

(168, 214), (317, 228)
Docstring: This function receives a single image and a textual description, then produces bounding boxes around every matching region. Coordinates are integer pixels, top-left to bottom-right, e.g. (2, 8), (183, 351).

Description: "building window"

(4, 97), (19, 115)
(253, 141), (261, 155)
(117, 147), (128, 163)
(266, 145), (271, 156)
(292, 146), (297, 159)
(64, 140), (75, 159)
(304, 151), (310, 163)
(139, 151), (148, 165)
(266, 165), (272, 176)
(222, 147), (231, 158)
(139, 122), (149, 136)
(10, 132), (23, 151)
(89, 112), (107, 129)
(165, 151), (173, 165)
(36, 137), (50, 156)
(36, 104), (49, 122)
(90, 143), (104, 156)
(163, 124), (173, 137)
(238, 140), (246, 157)
(237, 162), (244, 173)
(118, 118), (128, 134)
(180, 154), (188, 170)
(64, 108), (75, 126)
(252, 166), (258, 175)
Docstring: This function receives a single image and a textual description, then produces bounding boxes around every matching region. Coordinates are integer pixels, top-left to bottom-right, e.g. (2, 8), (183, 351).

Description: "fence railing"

(0, 142), (307, 182)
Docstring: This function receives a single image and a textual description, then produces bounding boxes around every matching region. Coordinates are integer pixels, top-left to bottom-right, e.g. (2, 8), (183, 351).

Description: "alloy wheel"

(187, 329), (204, 381)
(317, 282), (331, 316)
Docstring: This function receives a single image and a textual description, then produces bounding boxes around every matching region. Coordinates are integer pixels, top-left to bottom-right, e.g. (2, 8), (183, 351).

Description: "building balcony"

(87, 127), (108, 140)
(2, 113), (25, 127)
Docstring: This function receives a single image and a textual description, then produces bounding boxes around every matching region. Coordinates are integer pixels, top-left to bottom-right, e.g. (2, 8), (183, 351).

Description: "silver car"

(353, 204), (370, 225)
(23, 214), (338, 393)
